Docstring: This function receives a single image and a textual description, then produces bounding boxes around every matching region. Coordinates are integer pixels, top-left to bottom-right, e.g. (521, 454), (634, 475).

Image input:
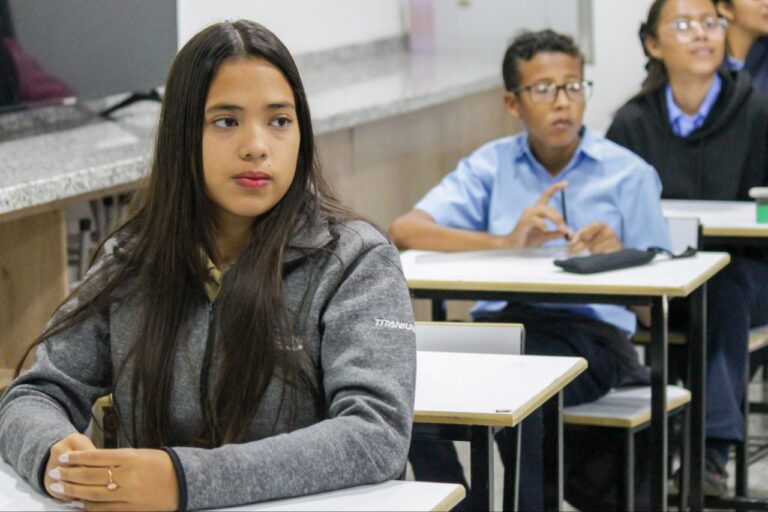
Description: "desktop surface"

(401, 248), (730, 298)
(0, 459), (464, 512)
(662, 199), (768, 237)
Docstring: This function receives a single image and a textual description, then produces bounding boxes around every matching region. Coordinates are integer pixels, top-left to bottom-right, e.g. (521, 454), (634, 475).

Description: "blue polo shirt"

(414, 128), (671, 335)
(665, 74), (722, 137)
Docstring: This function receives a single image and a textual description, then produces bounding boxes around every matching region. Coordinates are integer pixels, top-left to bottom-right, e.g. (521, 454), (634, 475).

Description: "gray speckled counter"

(0, 44), (503, 220)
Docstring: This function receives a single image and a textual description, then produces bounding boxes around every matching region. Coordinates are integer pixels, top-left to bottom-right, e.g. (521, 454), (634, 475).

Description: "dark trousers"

(671, 256), (768, 444)
(409, 306), (647, 511)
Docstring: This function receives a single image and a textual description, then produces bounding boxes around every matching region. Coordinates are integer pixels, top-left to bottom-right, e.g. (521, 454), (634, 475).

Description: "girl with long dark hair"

(0, 20), (416, 511)
(606, 0), (768, 497)
(715, 0), (768, 90)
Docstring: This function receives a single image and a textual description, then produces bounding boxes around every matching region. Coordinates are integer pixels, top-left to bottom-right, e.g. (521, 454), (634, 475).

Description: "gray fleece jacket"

(0, 218), (416, 510)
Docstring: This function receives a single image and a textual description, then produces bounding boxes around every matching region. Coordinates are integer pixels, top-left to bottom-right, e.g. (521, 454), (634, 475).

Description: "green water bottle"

(749, 187), (768, 224)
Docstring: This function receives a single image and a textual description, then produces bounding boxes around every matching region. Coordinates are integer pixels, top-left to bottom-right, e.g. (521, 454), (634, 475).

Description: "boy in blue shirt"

(389, 30), (670, 511)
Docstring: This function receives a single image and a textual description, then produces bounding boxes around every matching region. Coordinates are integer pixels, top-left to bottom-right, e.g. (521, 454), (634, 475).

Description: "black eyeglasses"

(663, 16), (727, 43)
(512, 80), (594, 104)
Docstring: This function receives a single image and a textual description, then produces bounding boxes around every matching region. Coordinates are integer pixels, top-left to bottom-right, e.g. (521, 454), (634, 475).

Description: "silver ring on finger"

(106, 467), (118, 491)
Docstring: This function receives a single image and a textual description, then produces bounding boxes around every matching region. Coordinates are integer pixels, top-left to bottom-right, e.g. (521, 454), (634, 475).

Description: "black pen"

(561, 189), (571, 241)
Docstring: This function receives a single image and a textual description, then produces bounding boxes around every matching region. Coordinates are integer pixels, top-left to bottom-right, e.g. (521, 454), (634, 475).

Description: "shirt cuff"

(37, 448), (53, 495)
(162, 447), (188, 511)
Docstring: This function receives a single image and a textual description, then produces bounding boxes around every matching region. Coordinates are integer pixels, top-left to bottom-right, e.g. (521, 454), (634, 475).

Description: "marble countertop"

(0, 44), (504, 220)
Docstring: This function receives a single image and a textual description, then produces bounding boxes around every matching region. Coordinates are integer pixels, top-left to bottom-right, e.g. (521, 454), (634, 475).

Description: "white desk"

(0, 460), (465, 512)
(415, 351), (586, 511)
(402, 248), (728, 297)
(415, 351), (585, 427)
(401, 248), (731, 511)
(662, 199), (768, 238)
(663, 199), (768, 510)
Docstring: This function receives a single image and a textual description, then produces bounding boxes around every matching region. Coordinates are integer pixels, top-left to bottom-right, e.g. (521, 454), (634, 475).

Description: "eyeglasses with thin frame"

(512, 80), (594, 104)
(662, 16), (728, 43)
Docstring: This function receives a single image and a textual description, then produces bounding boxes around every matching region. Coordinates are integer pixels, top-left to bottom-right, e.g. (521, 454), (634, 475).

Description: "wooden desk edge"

(511, 357), (588, 425)
(678, 253), (730, 297)
(432, 484), (467, 512)
(702, 226), (768, 237)
(563, 392), (691, 429)
(414, 357), (588, 427)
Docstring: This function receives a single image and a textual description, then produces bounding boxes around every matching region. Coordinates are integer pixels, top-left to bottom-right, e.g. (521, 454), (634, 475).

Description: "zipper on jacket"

(198, 301), (217, 441)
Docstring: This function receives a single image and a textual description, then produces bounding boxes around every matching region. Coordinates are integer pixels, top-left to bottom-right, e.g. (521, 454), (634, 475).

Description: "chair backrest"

(665, 215), (701, 254)
(414, 321), (524, 355)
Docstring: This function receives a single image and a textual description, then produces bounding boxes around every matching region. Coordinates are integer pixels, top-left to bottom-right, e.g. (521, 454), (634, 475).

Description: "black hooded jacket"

(606, 70), (768, 202)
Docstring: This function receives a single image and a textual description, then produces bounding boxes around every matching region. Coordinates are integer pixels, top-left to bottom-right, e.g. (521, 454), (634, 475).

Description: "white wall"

(176, 0), (406, 55)
(583, 0), (653, 133)
(433, 0), (582, 52)
(176, 0), (652, 132)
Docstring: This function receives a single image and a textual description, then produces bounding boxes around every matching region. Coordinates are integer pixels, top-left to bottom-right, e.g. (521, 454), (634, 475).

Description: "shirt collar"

(665, 74), (722, 129)
(514, 126), (602, 176)
(200, 214), (335, 302)
(204, 257), (222, 302)
(727, 54), (745, 71)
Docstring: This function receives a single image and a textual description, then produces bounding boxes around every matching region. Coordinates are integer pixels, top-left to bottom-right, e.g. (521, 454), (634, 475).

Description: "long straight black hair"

(18, 20), (353, 448)
(635, 0), (673, 99)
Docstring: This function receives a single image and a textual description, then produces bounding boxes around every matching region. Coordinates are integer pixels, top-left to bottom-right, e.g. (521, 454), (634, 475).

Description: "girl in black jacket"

(606, 0), (768, 497)
(715, 0), (768, 91)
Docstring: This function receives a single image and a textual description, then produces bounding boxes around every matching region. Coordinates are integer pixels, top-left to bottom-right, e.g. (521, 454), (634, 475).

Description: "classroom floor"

(408, 371), (768, 510)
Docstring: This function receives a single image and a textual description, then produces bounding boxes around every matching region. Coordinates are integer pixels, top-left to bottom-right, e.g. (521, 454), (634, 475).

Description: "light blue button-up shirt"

(727, 55), (745, 71)
(415, 128), (671, 335)
(665, 74), (722, 137)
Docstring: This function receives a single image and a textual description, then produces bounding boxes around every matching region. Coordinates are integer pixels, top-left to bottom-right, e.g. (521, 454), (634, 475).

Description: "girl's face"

(646, 0), (726, 79)
(718, 0), (768, 37)
(202, 57), (300, 230)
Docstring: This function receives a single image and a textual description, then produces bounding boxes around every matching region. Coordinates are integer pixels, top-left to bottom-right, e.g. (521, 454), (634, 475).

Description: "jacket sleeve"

(0, 263), (113, 493)
(168, 241), (417, 511)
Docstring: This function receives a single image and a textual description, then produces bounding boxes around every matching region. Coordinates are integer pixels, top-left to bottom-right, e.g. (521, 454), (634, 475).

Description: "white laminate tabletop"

(400, 248), (731, 298)
(414, 352), (587, 427)
(0, 460), (465, 512)
(662, 199), (768, 237)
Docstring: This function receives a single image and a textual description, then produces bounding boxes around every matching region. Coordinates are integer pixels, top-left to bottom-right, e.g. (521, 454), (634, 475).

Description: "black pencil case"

(553, 248), (656, 274)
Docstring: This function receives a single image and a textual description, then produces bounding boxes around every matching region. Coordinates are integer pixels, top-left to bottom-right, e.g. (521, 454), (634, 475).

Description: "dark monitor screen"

(0, 0), (176, 114)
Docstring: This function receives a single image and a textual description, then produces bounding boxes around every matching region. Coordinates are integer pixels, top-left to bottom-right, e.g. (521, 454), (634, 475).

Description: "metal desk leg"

(618, 429), (635, 512)
(686, 286), (706, 511)
(679, 406), (691, 512)
(502, 425), (521, 511)
(543, 392), (563, 512)
(650, 296), (669, 510)
(470, 426), (494, 512)
(431, 299), (447, 321)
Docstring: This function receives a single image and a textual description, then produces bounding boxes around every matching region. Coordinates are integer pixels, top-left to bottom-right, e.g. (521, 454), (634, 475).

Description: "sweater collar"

(202, 213), (336, 301)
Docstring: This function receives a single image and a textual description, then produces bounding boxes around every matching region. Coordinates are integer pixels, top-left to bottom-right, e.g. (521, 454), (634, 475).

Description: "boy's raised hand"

(503, 181), (573, 248)
(569, 222), (623, 254)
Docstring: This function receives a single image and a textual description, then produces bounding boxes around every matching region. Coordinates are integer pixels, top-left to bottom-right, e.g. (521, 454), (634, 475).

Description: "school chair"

(562, 384), (691, 511)
(414, 321), (689, 512)
(747, 315), (768, 472)
(635, 215), (768, 502)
